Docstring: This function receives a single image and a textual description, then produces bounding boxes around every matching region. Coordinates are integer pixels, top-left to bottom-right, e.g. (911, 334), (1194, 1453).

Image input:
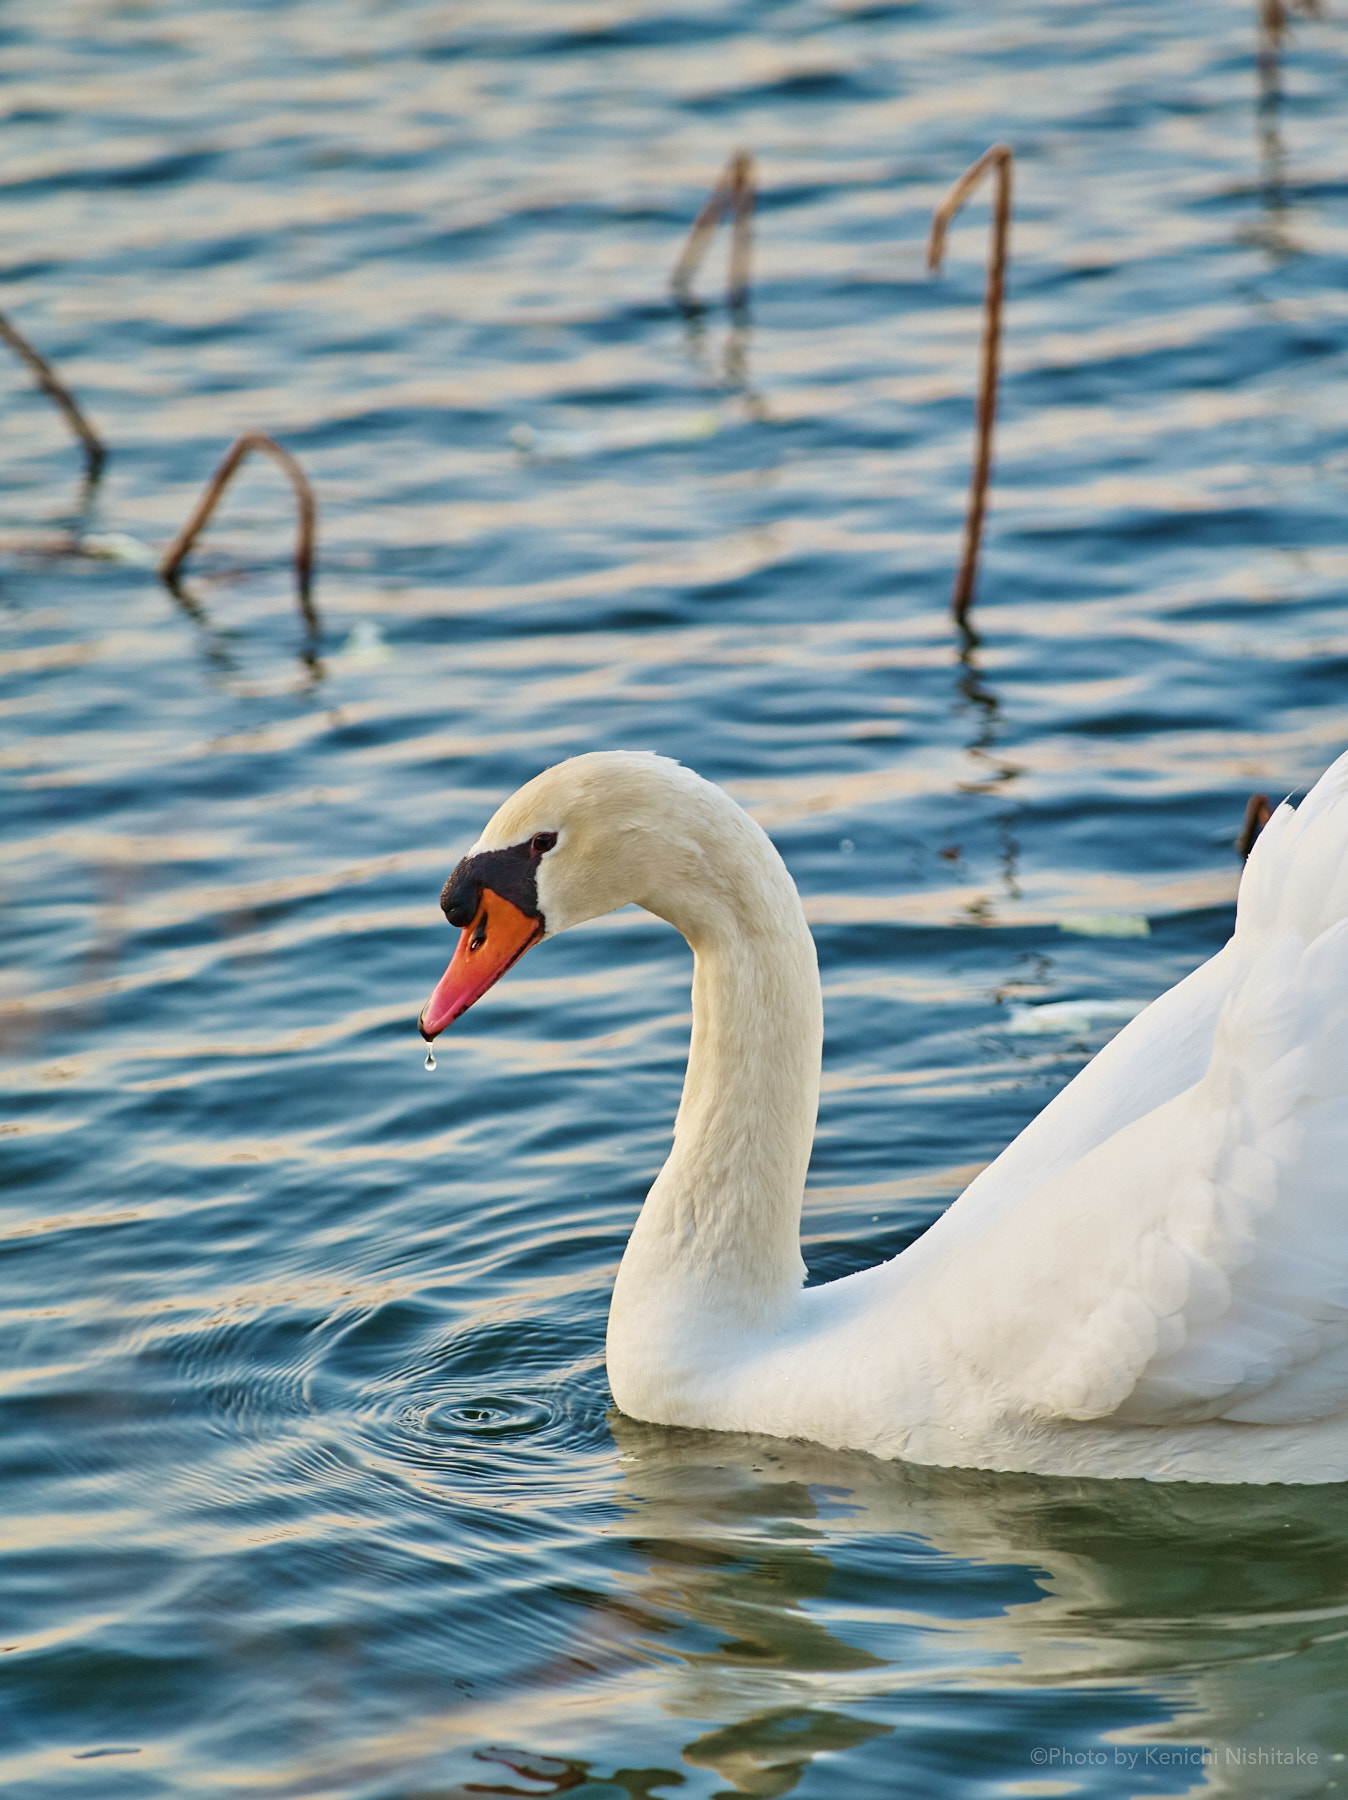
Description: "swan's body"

(419, 750), (1348, 1483)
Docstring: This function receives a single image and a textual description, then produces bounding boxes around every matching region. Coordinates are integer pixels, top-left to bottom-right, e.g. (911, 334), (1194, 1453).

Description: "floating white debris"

(424, 1048), (436, 1071)
(81, 531), (159, 568)
(1057, 913), (1151, 939)
(1007, 998), (1148, 1036)
(334, 621), (393, 667)
(511, 411), (721, 462)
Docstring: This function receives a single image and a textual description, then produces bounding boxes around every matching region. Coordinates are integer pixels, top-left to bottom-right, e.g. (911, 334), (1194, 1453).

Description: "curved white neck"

(606, 821), (823, 1410)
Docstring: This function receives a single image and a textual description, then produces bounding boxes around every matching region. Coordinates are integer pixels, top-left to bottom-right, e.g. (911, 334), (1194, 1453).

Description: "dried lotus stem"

(1237, 792), (1272, 860)
(672, 149), (756, 311)
(927, 144), (1014, 633)
(159, 432), (318, 636)
(1258, 0), (1326, 84)
(0, 309), (106, 482)
(1261, 0), (1326, 46)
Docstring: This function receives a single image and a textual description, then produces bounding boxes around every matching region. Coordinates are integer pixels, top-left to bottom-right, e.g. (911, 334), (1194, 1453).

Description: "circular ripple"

(423, 1394), (551, 1439)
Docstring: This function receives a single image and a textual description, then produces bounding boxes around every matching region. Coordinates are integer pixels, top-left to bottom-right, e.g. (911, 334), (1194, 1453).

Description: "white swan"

(418, 749), (1348, 1483)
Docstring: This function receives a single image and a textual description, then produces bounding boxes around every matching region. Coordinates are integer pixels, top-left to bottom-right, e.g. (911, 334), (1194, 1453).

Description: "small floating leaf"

(1057, 913), (1151, 939)
(1008, 999), (1147, 1036)
(334, 620), (393, 666)
(82, 531), (159, 568)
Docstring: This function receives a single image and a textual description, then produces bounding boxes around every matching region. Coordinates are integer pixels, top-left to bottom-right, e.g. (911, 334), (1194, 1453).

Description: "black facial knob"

(441, 865), (481, 928)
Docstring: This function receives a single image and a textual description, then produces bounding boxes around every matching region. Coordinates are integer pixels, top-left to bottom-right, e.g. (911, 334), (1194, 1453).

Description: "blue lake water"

(4, 0), (1348, 1793)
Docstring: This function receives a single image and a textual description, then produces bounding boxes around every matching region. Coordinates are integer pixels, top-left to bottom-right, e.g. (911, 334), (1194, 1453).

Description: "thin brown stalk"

(0, 309), (106, 482)
(1236, 792), (1272, 860)
(672, 150), (756, 310)
(927, 144), (1013, 633)
(159, 433), (318, 636)
(1258, 0), (1326, 83)
(1262, 0), (1327, 38)
(1260, 0), (1288, 82)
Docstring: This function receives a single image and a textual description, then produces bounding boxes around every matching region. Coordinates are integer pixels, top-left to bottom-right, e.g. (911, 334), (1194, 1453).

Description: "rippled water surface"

(5, 0), (1348, 1793)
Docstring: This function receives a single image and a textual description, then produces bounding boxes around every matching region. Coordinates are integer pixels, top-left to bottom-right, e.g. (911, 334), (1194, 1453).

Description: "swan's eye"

(531, 831), (558, 856)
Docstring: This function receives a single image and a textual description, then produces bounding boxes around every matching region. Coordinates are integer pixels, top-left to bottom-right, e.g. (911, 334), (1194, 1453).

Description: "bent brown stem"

(672, 149), (756, 311)
(927, 144), (1013, 631)
(1236, 792), (1272, 861)
(0, 309), (106, 483)
(159, 432), (318, 639)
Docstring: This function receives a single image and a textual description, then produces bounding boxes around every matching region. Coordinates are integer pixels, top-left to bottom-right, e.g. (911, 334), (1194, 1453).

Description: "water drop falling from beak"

(424, 1048), (436, 1071)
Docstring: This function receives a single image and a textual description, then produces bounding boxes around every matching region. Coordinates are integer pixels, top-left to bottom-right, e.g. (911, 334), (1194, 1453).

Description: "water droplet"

(424, 1048), (436, 1071)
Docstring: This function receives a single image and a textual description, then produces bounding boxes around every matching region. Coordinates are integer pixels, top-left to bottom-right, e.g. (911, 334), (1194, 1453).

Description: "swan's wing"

(924, 747), (1348, 1261)
(916, 753), (1348, 1429)
(925, 921), (1348, 1427)
(918, 939), (1237, 1258)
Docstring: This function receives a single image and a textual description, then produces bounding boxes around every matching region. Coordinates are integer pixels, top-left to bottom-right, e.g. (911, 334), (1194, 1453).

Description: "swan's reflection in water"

(600, 1415), (1348, 1797)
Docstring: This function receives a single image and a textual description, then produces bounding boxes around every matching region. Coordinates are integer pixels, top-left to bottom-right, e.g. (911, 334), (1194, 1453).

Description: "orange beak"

(418, 887), (543, 1040)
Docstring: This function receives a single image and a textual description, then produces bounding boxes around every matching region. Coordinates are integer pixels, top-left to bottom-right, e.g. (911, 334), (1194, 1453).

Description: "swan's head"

(419, 751), (760, 1040)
